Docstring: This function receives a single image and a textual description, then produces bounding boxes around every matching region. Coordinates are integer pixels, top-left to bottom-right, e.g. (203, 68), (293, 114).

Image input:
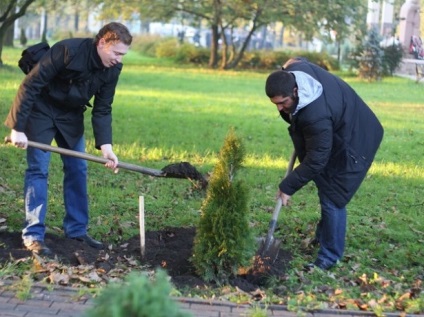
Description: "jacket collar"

(65, 39), (104, 72)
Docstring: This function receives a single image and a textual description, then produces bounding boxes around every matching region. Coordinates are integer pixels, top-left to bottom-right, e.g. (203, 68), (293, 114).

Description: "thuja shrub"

(382, 43), (404, 76)
(192, 128), (255, 284)
(84, 270), (191, 317)
(358, 26), (384, 81)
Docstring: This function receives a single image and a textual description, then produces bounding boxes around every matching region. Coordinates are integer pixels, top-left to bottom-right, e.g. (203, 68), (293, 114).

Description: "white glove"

(10, 129), (28, 149)
(100, 144), (119, 173)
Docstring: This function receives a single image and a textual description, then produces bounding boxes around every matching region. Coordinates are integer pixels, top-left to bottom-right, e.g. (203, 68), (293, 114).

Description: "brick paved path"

(0, 282), (422, 317)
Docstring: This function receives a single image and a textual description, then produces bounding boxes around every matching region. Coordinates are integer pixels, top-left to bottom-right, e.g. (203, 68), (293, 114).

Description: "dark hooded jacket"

(4, 38), (123, 149)
(279, 58), (384, 207)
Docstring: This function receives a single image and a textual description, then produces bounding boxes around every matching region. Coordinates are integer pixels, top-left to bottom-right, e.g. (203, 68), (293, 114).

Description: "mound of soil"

(0, 228), (291, 292)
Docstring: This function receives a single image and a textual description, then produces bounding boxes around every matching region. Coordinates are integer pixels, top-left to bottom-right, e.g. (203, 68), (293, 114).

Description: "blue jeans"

(22, 136), (89, 244)
(315, 191), (347, 266)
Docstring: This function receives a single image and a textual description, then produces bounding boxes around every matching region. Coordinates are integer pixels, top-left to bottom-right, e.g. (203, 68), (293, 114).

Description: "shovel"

(258, 150), (296, 260)
(4, 136), (207, 186)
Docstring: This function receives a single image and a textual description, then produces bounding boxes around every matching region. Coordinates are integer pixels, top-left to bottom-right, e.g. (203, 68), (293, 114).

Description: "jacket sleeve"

(91, 64), (122, 149)
(4, 45), (68, 132)
(279, 115), (333, 196)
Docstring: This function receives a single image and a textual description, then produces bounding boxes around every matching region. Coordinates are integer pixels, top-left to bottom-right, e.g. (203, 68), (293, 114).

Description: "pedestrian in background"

(4, 22), (133, 256)
(265, 57), (384, 270)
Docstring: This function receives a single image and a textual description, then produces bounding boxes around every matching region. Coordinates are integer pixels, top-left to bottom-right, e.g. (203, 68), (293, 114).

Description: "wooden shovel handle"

(4, 136), (165, 177)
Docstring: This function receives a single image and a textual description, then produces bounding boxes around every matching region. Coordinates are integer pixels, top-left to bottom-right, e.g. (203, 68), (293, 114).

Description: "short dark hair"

(94, 22), (133, 46)
(265, 70), (296, 98)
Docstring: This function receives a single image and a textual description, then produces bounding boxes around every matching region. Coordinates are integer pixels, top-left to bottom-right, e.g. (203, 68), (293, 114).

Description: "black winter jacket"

(5, 38), (123, 149)
(279, 58), (384, 207)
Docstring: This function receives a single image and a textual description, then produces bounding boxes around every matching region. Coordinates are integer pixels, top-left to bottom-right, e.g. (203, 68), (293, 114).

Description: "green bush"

(84, 270), (191, 317)
(298, 51), (340, 70)
(131, 34), (163, 57)
(175, 44), (210, 65)
(155, 38), (180, 58)
(358, 26), (384, 81)
(192, 128), (255, 284)
(382, 43), (404, 76)
(50, 30), (94, 42)
(130, 34), (339, 71)
(237, 49), (339, 71)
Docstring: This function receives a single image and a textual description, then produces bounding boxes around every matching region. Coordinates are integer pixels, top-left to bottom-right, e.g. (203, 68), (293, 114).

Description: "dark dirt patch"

(0, 228), (291, 292)
(161, 162), (208, 188)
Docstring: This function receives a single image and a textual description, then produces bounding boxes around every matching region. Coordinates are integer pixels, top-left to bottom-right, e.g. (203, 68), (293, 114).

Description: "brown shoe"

(25, 241), (53, 256)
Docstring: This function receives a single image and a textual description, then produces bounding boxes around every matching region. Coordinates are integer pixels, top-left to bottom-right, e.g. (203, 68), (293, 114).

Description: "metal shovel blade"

(258, 198), (283, 260)
(257, 150), (296, 261)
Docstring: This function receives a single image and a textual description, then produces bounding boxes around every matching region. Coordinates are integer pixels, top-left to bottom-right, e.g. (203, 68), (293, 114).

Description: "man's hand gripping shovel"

(258, 150), (296, 261)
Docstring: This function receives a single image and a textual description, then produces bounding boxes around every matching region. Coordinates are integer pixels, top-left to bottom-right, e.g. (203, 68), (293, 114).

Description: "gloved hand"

(100, 144), (119, 173)
(10, 129), (28, 149)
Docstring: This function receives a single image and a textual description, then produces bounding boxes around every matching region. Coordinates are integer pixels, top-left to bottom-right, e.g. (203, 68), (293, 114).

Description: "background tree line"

(0, 0), (414, 69)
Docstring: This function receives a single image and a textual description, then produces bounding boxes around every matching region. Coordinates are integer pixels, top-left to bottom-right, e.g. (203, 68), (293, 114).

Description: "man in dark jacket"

(265, 57), (384, 270)
(5, 22), (133, 256)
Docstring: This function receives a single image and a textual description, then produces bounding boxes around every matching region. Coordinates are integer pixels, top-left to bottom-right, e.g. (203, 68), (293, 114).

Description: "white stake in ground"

(139, 196), (145, 258)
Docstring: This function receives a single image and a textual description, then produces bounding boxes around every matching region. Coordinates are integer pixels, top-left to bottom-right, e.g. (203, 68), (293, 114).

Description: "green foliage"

(155, 38), (180, 58)
(382, 43), (404, 76)
(247, 304), (269, 317)
(131, 34), (164, 57)
(192, 128), (255, 284)
(225, 49), (339, 71)
(358, 27), (384, 81)
(84, 270), (191, 317)
(350, 30), (403, 79)
(1, 47), (424, 314)
(175, 44), (210, 65)
(130, 34), (339, 71)
(131, 35), (210, 65)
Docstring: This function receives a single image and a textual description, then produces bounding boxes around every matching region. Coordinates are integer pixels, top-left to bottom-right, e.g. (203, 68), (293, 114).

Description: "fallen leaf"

(334, 288), (343, 295)
(87, 271), (102, 282)
(368, 299), (378, 308)
(378, 294), (387, 304)
(397, 292), (410, 301)
(78, 276), (91, 283)
(250, 288), (266, 301)
(49, 272), (70, 285)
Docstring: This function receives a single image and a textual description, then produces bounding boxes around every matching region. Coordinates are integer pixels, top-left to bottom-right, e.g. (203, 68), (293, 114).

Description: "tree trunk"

(227, 27), (236, 65)
(4, 24), (14, 46)
(208, 24), (219, 68)
(337, 40), (341, 64)
(3, 2), (16, 47)
(41, 10), (48, 42)
(0, 0), (36, 66)
(74, 10), (79, 32)
(279, 25), (285, 47)
(225, 3), (265, 69)
(258, 25), (267, 50)
(219, 26), (229, 69)
(0, 33), (4, 66)
(226, 24), (259, 69)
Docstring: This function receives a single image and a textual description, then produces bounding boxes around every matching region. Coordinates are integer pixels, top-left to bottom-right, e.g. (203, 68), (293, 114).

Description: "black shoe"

(303, 259), (336, 272)
(70, 234), (104, 249)
(25, 241), (53, 256)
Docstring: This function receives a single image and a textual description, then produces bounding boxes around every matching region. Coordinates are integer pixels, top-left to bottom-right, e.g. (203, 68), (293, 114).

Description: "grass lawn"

(0, 46), (423, 314)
